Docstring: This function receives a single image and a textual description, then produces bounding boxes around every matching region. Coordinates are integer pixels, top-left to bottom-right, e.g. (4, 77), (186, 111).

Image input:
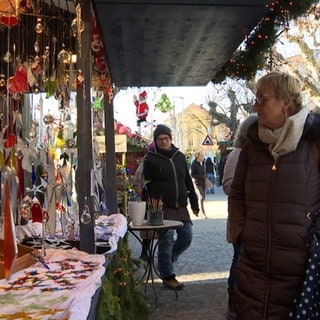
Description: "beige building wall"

(165, 103), (229, 163)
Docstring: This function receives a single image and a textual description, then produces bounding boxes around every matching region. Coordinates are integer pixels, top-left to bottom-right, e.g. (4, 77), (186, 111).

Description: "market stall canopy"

(92, 0), (273, 87)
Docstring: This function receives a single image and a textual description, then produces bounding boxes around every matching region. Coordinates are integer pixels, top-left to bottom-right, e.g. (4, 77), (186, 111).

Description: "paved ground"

(127, 187), (232, 320)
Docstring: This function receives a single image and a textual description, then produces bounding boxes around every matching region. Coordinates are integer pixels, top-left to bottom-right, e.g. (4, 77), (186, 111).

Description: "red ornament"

(4, 134), (16, 148)
(0, 15), (18, 28)
(31, 202), (43, 223)
(7, 64), (28, 94)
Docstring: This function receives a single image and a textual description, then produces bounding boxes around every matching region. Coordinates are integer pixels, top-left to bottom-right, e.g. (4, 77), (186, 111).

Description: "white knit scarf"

(258, 107), (309, 160)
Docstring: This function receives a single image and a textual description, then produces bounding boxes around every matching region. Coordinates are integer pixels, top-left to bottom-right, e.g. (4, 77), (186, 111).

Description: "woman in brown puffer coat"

(228, 71), (320, 320)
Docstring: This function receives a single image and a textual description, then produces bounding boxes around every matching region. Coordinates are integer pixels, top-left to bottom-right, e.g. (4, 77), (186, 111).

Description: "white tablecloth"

(0, 248), (106, 319)
(0, 214), (128, 319)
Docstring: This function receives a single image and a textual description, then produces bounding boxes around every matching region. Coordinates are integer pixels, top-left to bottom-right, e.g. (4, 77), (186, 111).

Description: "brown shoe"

(163, 278), (185, 290)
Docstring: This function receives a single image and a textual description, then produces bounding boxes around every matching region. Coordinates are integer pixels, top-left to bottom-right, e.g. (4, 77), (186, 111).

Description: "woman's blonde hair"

(256, 71), (303, 115)
(194, 150), (204, 159)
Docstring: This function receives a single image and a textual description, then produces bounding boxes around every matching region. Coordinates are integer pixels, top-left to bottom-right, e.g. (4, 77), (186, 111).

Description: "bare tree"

(207, 83), (254, 141)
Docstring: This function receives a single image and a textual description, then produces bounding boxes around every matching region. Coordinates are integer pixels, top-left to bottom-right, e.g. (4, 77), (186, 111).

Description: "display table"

(0, 214), (128, 319)
(0, 248), (106, 319)
(128, 220), (183, 306)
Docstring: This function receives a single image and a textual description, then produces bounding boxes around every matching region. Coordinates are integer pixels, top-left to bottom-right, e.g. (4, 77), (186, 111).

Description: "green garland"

(96, 236), (150, 320)
(212, 0), (318, 83)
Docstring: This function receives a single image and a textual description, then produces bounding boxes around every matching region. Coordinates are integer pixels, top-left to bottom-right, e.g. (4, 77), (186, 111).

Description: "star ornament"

(25, 184), (44, 194)
(15, 136), (38, 172)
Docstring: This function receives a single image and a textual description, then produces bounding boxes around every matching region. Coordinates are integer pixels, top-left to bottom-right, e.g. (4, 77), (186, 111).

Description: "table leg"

(129, 229), (159, 306)
(129, 228), (179, 305)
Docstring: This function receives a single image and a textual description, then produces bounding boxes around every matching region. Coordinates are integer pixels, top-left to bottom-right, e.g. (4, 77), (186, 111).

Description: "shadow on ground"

(138, 280), (228, 320)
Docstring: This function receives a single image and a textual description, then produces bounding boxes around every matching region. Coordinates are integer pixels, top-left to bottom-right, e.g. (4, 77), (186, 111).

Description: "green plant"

(96, 236), (150, 320)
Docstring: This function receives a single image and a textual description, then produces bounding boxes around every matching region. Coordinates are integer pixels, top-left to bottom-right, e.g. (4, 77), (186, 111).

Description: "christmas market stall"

(0, 1), (146, 319)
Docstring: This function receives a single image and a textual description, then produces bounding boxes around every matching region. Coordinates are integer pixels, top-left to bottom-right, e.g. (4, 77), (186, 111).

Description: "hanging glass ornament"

(71, 18), (85, 36)
(56, 125), (66, 149)
(80, 203), (91, 224)
(43, 113), (55, 125)
(55, 167), (64, 191)
(43, 46), (50, 58)
(0, 74), (6, 87)
(34, 41), (40, 53)
(20, 196), (32, 210)
(52, 36), (58, 46)
(33, 86), (40, 94)
(35, 18), (44, 34)
(4, 51), (13, 63)
(76, 69), (84, 88)
(66, 138), (75, 149)
(58, 48), (70, 64)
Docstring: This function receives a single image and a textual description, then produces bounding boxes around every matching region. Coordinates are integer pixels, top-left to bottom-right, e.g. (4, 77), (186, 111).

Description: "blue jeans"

(227, 240), (242, 291)
(157, 221), (193, 279)
(206, 173), (215, 194)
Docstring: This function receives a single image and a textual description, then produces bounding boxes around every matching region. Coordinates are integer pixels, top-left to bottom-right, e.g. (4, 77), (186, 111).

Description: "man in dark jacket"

(143, 124), (200, 290)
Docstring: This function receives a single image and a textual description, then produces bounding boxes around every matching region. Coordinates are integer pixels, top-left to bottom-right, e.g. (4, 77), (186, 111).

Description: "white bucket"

(128, 201), (146, 226)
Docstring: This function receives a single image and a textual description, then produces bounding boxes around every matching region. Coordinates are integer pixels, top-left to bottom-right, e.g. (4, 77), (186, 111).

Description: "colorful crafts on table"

(0, 249), (106, 320)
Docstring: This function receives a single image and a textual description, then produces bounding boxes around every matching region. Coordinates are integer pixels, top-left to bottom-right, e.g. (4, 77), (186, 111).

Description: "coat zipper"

(170, 158), (179, 207)
(262, 158), (277, 320)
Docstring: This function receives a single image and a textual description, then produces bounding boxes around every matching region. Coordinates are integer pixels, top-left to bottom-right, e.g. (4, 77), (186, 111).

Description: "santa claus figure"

(133, 90), (149, 125)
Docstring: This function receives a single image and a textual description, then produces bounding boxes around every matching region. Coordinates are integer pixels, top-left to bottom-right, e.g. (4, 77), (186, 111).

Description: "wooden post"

(75, 0), (95, 254)
(103, 95), (118, 214)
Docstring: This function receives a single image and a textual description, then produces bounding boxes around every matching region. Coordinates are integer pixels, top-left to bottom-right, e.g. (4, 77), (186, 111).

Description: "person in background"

(217, 155), (226, 187)
(143, 124), (200, 290)
(205, 157), (215, 194)
(222, 114), (258, 320)
(228, 71), (320, 319)
(191, 151), (208, 219)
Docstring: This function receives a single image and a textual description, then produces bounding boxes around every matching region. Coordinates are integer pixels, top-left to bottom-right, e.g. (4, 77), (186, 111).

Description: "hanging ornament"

(71, 18), (85, 35)
(42, 46), (50, 82)
(76, 69), (84, 88)
(80, 197), (91, 224)
(4, 134), (16, 148)
(31, 197), (43, 223)
(4, 51), (13, 63)
(43, 113), (55, 125)
(92, 92), (104, 110)
(81, 206), (91, 224)
(58, 46), (71, 64)
(56, 123), (65, 149)
(71, 11), (85, 35)
(72, 4), (85, 57)
(0, 74), (6, 94)
(0, 15), (18, 28)
(7, 64), (29, 94)
(35, 18), (44, 34)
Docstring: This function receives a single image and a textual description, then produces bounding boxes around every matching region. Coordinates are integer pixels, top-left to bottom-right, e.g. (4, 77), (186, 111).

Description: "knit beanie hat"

(153, 124), (172, 141)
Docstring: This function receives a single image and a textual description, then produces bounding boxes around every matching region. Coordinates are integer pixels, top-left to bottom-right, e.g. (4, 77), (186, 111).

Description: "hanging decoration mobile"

(0, 0), (113, 255)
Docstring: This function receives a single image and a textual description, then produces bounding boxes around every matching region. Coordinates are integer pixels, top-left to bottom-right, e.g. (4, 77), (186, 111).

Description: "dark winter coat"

(205, 158), (215, 175)
(143, 144), (199, 222)
(190, 160), (206, 188)
(228, 113), (320, 320)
